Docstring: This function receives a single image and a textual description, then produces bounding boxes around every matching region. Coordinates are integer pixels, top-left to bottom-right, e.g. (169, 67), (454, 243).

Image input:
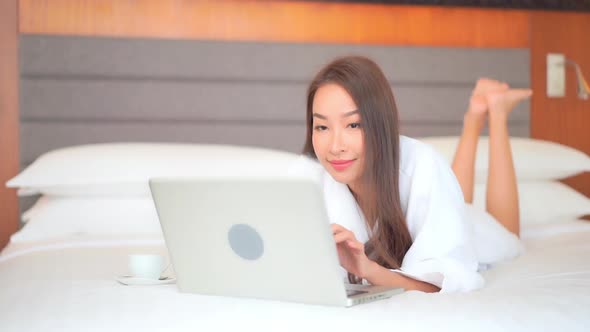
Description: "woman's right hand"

(331, 223), (375, 279)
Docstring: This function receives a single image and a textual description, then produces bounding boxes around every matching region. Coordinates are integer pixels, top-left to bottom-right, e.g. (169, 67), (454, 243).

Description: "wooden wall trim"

(0, 0), (19, 250)
(19, 0), (529, 48)
(530, 11), (590, 198)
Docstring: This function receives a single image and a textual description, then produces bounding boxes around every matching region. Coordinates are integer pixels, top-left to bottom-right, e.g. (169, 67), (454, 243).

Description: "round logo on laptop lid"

(227, 224), (264, 260)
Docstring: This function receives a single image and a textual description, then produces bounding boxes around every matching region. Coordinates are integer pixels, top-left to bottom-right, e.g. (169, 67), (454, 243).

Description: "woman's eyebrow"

(312, 110), (359, 120)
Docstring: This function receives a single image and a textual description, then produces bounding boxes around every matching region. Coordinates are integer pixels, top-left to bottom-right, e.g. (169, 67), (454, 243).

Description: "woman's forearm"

(363, 261), (440, 293)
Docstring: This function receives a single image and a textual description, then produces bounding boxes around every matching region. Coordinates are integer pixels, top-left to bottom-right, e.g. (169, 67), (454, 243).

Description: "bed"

(2, 138), (590, 331)
(1, 220), (589, 331)
(2, 36), (590, 331)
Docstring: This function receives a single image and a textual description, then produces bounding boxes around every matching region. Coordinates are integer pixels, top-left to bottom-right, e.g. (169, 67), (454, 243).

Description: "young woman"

(294, 56), (531, 293)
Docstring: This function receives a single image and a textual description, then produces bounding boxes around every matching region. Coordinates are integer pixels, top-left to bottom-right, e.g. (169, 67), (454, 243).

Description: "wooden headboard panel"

(0, 0), (19, 250)
(19, 0), (529, 47)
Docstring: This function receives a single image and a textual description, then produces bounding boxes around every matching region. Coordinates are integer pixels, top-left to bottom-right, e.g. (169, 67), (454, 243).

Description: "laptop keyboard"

(346, 289), (369, 297)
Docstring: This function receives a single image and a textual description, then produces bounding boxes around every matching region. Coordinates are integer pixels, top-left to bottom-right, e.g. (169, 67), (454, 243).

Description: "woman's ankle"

(463, 111), (486, 133)
(488, 108), (510, 124)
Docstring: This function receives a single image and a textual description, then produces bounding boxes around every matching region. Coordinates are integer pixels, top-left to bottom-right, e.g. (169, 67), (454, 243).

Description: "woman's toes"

(511, 88), (533, 100)
(487, 89), (533, 115)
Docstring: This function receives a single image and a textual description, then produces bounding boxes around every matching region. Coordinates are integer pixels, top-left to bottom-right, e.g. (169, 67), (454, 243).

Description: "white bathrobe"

(289, 135), (523, 293)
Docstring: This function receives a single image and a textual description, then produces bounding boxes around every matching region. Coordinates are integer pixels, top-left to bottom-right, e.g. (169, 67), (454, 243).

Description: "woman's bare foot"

(486, 88), (533, 121)
(466, 78), (509, 130)
(469, 78), (509, 114)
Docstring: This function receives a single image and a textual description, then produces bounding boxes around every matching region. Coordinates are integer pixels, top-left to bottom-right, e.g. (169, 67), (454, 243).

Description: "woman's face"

(312, 83), (365, 187)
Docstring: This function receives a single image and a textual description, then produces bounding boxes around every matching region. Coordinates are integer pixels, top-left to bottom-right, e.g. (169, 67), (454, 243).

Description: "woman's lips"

(329, 159), (355, 171)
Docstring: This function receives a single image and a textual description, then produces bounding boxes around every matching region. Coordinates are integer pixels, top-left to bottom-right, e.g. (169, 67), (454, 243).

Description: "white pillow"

(7, 143), (300, 197)
(418, 136), (590, 182)
(472, 181), (590, 225)
(11, 196), (162, 243)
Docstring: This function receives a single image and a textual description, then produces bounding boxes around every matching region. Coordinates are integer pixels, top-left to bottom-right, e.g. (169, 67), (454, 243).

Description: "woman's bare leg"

(485, 89), (532, 238)
(452, 113), (484, 203)
(452, 79), (507, 203)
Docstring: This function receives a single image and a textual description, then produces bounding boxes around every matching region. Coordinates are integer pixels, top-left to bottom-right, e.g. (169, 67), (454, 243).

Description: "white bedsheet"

(1, 220), (589, 332)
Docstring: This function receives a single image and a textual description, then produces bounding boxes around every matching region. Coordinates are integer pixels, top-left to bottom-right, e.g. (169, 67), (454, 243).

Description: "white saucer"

(116, 275), (176, 286)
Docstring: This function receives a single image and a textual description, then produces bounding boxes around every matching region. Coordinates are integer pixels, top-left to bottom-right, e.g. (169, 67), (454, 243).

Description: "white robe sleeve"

(392, 144), (485, 293)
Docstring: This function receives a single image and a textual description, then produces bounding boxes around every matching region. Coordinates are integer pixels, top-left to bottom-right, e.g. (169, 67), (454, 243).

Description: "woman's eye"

(348, 123), (361, 129)
(314, 125), (328, 131)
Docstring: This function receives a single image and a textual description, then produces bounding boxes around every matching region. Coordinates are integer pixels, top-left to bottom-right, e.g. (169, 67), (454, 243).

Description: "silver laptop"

(149, 177), (403, 307)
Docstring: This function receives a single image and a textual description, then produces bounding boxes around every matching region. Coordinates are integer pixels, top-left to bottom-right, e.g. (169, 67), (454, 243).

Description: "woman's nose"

(329, 130), (346, 154)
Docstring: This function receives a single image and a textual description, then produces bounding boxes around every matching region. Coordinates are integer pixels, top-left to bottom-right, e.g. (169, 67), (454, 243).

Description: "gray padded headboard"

(20, 35), (530, 168)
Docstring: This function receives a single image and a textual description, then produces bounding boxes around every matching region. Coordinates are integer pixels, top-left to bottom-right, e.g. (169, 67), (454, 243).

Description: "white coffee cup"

(128, 254), (164, 280)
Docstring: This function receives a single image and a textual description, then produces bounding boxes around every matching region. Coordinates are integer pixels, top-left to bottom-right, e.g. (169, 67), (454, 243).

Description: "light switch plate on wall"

(547, 53), (565, 97)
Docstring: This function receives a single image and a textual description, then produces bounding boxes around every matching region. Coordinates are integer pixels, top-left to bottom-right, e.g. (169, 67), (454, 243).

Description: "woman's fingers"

(346, 240), (364, 253)
(331, 223), (348, 234)
(333, 230), (356, 244)
(331, 224), (355, 239)
(333, 232), (363, 255)
(331, 224), (363, 253)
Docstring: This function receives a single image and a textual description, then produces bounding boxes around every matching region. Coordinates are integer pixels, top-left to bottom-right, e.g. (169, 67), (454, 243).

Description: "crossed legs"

(451, 79), (532, 238)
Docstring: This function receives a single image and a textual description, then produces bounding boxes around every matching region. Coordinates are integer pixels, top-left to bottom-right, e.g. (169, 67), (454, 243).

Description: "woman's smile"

(329, 159), (356, 171)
